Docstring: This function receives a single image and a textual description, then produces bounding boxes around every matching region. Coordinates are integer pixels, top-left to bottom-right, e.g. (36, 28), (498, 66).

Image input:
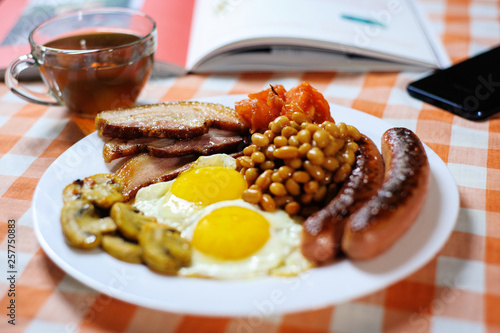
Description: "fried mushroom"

(138, 223), (192, 274)
(110, 202), (157, 240)
(101, 235), (143, 263)
(62, 174), (124, 209)
(61, 199), (117, 249)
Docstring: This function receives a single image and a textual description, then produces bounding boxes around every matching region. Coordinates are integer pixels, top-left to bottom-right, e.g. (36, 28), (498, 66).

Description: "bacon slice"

(95, 102), (247, 140)
(115, 153), (196, 201)
(103, 129), (247, 162)
(103, 137), (164, 162)
(114, 151), (244, 200)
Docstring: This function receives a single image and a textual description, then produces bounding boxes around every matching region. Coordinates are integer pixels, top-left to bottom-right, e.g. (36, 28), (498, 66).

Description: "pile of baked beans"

(236, 112), (362, 216)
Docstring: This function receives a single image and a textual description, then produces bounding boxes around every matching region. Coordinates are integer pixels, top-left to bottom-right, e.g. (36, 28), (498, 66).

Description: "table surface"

(1, 0), (499, 332)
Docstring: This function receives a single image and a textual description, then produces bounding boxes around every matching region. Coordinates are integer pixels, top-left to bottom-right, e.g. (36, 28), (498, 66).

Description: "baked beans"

(236, 112), (361, 216)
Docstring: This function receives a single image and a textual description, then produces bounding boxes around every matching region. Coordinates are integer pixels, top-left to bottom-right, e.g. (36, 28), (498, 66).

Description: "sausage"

(301, 135), (384, 264)
(341, 127), (430, 260)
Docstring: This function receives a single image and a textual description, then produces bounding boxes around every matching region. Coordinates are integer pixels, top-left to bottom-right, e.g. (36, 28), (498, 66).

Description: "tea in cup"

(5, 7), (156, 118)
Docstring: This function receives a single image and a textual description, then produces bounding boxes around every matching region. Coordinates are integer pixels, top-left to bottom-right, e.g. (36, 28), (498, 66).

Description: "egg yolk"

(192, 206), (270, 260)
(171, 166), (247, 206)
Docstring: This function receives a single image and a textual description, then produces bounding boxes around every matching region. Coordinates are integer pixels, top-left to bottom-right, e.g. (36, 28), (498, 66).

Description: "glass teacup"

(5, 7), (156, 118)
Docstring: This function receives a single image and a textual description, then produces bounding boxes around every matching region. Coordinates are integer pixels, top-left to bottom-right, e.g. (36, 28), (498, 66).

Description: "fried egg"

(179, 199), (311, 279)
(134, 154), (247, 231)
(134, 154), (312, 279)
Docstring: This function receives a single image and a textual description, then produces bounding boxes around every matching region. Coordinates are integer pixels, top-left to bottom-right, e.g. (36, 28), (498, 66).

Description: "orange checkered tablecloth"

(1, 0), (500, 332)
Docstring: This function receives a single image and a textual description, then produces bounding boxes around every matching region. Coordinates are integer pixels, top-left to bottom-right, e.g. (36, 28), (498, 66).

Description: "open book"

(0, 0), (450, 77)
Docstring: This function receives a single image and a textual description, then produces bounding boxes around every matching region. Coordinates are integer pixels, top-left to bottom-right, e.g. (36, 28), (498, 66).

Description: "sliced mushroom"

(110, 202), (157, 240)
(138, 223), (192, 274)
(79, 215), (117, 235)
(61, 199), (117, 249)
(62, 174), (124, 209)
(82, 174), (124, 208)
(62, 179), (84, 203)
(101, 235), (143, 263)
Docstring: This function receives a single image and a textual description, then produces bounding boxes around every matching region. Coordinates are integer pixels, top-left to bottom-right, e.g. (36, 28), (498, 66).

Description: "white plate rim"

(32, 95), (459, 317)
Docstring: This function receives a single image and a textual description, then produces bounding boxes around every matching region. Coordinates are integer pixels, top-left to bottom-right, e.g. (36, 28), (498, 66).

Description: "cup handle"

(4, 54), (61, 106)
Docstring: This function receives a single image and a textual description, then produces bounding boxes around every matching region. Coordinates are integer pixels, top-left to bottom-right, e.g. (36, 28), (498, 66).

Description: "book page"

(187, 0), (444, 70)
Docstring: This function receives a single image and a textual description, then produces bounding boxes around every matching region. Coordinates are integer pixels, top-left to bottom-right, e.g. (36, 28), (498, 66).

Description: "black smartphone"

(407, 45), (500, 121)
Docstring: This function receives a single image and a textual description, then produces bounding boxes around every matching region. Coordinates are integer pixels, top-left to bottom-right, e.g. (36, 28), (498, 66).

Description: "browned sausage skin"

(301, 135), (384, 264)
(341, 127), (430, 260)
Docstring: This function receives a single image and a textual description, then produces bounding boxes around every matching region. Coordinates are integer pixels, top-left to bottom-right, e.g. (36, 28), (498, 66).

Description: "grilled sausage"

(301, 134), (384, 264)
(341, 127), (430, 260)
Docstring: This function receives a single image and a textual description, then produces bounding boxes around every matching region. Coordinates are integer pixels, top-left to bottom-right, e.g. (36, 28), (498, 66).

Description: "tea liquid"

(41, 32), (154, 117)
(44, 32), (140, 50)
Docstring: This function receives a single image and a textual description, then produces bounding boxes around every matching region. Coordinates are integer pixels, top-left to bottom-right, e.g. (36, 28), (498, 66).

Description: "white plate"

(32, 95), (459, 317)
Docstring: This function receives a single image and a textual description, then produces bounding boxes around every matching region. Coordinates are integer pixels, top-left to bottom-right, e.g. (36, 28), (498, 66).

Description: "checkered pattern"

(1, 0), (499, 332)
